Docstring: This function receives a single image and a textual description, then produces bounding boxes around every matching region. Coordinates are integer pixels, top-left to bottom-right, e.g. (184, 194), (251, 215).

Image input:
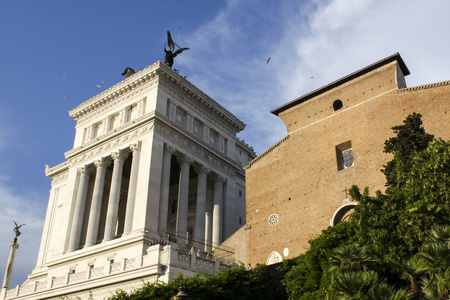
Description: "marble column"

(85, 158), (110, 247)
(2, 242), (19, 289)
(194, 165), (209, 248)
(103, 151), (128, 242)
(123, 143), (141, 235)
(204, 192), (213, 252)
(158, 145), (175, 236)
(176, 155), (193, 244)
(68, 166), (92, 252)
(212, 175), (226, 248)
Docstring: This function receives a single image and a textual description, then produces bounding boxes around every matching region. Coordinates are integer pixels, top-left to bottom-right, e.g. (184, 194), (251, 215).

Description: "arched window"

(330, 202), (358, 226)
(266, 251), (283, 265)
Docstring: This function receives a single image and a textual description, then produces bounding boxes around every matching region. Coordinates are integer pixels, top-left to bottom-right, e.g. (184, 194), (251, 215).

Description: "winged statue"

(164, 30), (189, 68)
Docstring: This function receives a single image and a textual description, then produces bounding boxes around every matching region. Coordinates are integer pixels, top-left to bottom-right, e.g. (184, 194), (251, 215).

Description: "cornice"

(397, 80), (450, 93)
(69, 61), (246, 136)
(244, 135), (290, 169)
(75, 79), (157, 126)
(69, 62), (163, 120)
(158, 73), (246, 134)
(45, 161), (70, 177)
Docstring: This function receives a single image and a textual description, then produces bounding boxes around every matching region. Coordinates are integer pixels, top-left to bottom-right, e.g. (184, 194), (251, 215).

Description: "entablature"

(154, 115), (244, 179)
(69, 61), (246, 135)
(65, 112), (155, 162)
(158, 72), (245, 134)
(69, 62), (161, 121)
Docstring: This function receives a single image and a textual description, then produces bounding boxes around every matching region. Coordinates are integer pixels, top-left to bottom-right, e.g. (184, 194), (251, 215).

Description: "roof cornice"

(69, 61), (162, 120)
(69, 61), (246, 132)
(271, 53), (410, 116)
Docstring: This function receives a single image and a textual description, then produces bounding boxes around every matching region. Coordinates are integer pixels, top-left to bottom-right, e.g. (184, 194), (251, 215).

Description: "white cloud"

(178, 0), (449, 155)
(0, 182), (45, 288)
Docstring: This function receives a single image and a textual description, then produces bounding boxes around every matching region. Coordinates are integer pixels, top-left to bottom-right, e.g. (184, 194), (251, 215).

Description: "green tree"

(417, 225), (450, 299)
(108, 265), (287, 300)
(382, 112), (434, 187)
(282, 221), (356, 299)
(399, 139), (450, 248)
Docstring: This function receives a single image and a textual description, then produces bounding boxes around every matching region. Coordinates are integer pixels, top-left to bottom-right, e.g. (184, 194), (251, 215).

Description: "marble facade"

(1, 61), (255, 300)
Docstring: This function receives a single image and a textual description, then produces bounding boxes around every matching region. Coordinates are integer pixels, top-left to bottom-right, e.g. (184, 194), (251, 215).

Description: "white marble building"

(1, 61), (255, 299)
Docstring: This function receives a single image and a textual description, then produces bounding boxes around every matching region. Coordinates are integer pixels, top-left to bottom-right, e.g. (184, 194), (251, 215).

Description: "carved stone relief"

(69, 123), (153, 165)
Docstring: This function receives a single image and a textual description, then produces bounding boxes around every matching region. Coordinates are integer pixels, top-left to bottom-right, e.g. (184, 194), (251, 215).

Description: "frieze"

(51, 172), (69, 186)
(69, 123), (153, 165)
(76, 80), (157, 125)
(154, 123), (240, 179)
(66, 111), (155, 158)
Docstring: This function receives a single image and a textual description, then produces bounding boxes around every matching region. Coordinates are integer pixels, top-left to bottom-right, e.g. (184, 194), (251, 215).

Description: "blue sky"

(0, 0), (449, 288)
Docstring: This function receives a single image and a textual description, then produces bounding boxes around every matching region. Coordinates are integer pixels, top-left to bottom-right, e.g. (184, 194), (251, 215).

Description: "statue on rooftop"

(164, 30), (189, 68)
(122, 67), (135, 78)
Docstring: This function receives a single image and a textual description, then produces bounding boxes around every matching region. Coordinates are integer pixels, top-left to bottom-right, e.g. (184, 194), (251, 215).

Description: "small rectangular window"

(336, 141), (354, 171)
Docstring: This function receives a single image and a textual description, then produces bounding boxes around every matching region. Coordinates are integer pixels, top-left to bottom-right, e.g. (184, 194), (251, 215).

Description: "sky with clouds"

(0, 0), (448, 288)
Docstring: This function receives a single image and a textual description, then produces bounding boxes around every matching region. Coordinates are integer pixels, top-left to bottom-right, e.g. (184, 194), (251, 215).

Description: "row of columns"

(67, 143), (141, 252)
(67, 141), (224, 253)
(158, 145), (226, 250)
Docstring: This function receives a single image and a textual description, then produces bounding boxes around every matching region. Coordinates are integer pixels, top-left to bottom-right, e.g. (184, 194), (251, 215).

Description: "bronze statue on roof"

(164, 31), (189, 68)
(122, 67), (135, 78)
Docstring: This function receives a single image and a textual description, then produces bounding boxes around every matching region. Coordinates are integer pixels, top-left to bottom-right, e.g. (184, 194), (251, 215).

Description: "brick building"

(244, 53), (450, 265)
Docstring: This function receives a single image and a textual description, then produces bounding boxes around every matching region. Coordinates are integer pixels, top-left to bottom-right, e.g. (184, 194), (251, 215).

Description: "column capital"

(195, 165), (210, 176)
(94, 157), (111, 169)
(213, 174), (227, 184)
(177, 154), (193, 166)
(78, 166), (94, 176)
(164, 144), (176, 155)
(111, 151), (129, 162)
(130, 141), (141, 153)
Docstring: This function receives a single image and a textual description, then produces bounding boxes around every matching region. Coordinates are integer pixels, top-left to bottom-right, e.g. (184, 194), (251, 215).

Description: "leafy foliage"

(282, 221), (356, 299)
(382, 112), (434, 187)
(107, 265), (287, 300)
